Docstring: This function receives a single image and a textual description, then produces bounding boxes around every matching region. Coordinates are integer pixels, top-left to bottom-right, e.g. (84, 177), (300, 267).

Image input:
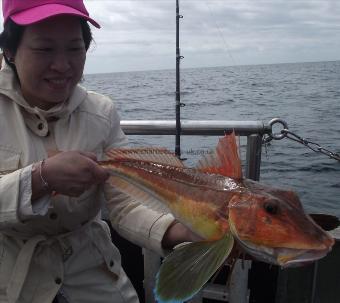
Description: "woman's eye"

(33, 47), (52, 52)
(69, 47), (85, 52)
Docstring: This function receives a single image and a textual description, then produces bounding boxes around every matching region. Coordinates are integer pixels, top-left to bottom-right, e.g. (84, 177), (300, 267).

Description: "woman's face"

(11, 15), (86, 110)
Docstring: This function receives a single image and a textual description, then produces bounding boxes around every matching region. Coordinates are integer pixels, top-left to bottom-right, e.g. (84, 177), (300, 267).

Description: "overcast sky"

(1, 1), (340, 74)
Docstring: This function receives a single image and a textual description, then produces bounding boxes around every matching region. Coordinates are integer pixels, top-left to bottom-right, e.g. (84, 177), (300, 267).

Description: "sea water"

(84, 61), (340, 217)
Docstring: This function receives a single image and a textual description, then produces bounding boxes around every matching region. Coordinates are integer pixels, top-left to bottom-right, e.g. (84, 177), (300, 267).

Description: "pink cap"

(2, 0), (100, 28)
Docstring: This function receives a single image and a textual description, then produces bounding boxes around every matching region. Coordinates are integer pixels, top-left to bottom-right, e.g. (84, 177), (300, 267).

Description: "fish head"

(228, 181), (334, 267)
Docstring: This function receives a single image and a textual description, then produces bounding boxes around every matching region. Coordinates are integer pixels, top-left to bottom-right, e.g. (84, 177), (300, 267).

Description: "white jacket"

(0, 62), (174, 303)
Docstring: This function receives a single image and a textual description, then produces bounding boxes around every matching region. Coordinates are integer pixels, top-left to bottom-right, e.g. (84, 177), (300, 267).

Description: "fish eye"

(263, 202), (279, 215)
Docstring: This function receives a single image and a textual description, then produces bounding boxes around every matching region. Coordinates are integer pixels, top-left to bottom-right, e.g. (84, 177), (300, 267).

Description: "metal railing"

(121, 120), (271, 136)
(121, 119), (270, 303)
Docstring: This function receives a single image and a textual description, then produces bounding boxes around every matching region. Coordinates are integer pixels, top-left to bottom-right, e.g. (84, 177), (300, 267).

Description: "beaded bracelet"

(39, 159), (50, 191)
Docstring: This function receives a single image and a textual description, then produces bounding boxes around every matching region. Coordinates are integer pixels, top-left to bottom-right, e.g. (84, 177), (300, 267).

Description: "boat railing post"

(142, 248), (161, 303)
(245, 134), (262, 181)
(310, 261), (319, 303)
(228, 134), (263, 303)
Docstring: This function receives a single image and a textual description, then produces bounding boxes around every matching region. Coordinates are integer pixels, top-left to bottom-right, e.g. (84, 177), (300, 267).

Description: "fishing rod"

(175, 0), (184, 158)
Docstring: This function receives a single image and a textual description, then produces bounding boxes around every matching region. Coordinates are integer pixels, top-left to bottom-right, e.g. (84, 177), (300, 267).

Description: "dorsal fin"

(105, 147), (185, 167)
(196, 132), (242, 179)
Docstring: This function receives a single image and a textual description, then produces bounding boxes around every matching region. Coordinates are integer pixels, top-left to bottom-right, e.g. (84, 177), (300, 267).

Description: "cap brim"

(10, 3), (100, 28)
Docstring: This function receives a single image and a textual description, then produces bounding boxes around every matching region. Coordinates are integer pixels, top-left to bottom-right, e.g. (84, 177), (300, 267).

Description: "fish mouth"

(235, 238), (330, 268)
(228, 218), (331, 267)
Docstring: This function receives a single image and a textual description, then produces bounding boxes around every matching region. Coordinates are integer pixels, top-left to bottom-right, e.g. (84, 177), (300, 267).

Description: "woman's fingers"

(92, 165), (110, 184)
(78, 151), (98, 162)
(43, 151), (109, 196)
(74, 151), (109, 183)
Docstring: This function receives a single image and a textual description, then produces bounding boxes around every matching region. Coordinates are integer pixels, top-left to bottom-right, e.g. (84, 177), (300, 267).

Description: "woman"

(0, 1), (197, 302)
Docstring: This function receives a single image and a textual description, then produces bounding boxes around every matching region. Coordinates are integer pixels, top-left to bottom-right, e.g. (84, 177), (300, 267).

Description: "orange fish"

(100, 132), (334, 303)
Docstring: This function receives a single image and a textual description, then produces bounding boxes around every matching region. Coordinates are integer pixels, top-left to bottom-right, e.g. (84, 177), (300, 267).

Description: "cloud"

(0, 0), (339, 73)
(83, 0), (340, 73)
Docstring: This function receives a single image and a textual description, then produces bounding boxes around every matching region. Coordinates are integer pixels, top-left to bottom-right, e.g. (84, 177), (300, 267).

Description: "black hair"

(0, 18), (93, 75)
(80, 19), (93, 51)
(0, 19), (25, 69)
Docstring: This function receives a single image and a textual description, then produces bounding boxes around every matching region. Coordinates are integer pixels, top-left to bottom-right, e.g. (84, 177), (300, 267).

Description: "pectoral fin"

(154, 233), (234, 303)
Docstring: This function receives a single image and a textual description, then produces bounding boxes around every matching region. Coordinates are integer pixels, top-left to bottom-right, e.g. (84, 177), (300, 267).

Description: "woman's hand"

(161, 221), (203, 250)
(31, 151), (109, 200)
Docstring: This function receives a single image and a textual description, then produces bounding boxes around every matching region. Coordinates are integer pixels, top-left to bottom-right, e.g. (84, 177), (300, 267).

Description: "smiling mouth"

(45, 78), (70, 88)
